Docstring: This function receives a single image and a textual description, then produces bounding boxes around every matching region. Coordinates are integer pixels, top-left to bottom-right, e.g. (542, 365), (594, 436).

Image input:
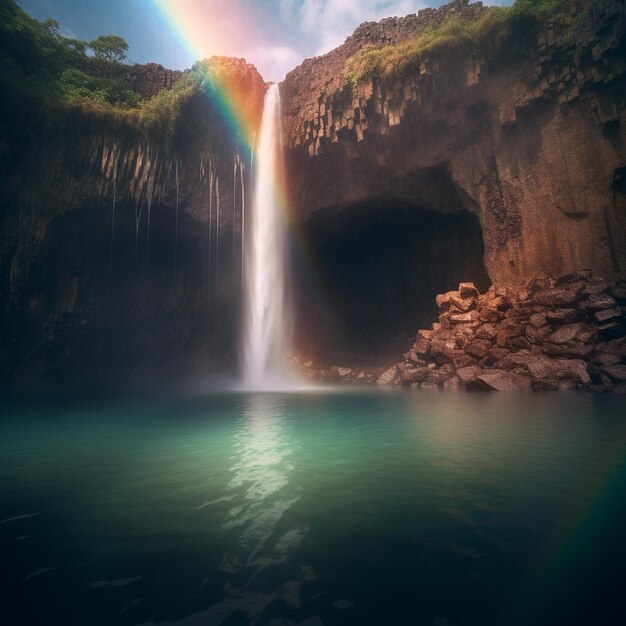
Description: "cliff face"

(0, 58), (266, 388)
(281, 0), (626, 289)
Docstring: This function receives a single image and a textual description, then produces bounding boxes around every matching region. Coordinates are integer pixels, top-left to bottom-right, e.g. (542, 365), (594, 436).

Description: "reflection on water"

(1, 391), (626, 626)
(203, 395), (313, 624)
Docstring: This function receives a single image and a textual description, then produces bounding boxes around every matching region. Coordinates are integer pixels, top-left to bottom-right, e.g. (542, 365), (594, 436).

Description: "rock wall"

(126, 63), (186, 99)
(0, 58), (267, 388)
(281, 0), (626, 287)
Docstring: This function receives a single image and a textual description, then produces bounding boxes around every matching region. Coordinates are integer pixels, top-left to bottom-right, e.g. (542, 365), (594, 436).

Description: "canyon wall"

(0, 58), (266, 388)
(281, 0), (626, 287)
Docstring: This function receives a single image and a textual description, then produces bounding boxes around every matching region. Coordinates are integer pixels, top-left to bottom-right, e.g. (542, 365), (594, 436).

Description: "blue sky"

(20, 0), (510, 81)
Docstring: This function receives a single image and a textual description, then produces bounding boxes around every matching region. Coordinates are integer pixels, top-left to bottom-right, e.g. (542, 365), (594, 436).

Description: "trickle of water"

(242, 84), (294, 390)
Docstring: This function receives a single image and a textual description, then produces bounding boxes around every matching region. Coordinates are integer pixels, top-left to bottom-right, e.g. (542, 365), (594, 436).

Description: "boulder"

(475, 323), (499, 340)
(470, 370), (532, 391)
(594, 307), (623, 324)
(456, 365), (483, 384)
(525, 324), (552, 344)
(436, 291), (459, 311)
(458, 282), (480, 298)
(535, 281), (585, 306)
(413, 338), (431, 356)
(465, 339), (492, 360)
(545, 308), (582, 324)
(584, 293), (617, 311)
(450, 310), (479, 325)
(377, 366), (398, 386)
(529, 312), (548, 328)
(602, 364), (626, 382)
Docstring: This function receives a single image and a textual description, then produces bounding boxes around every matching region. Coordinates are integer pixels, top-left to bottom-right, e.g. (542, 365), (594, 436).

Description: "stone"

(548, 324), (581, 344)
(413, 338), (431, 356)
(465, 339), (492, 360)
(613, 383), (626, 395)
(592, 353), (623, 367)
(450, 310), (479, 324)
(611, 286), (626, 302)
(456, 365), (483, 384)
(535, 282), (585, 306)
(479, 308), (502, 323)
(555, 270), (592, 285)
(527, 274), (554, 293)
(470, 370), (532, 391)
(528, 313), (548, 328)
(582, 278), (609, 296)
(525, 324), (552, 344)
(543, 342), (594, 358)
(475, 323), (499, 340)
(598, 322), (624, 339)
(532, 379), (559, 391)
(510, 336), (532, 350)
(377, 366), (398, 385)
(401, 367), (430, 383)
(458, 282), (479, 298)
(594, 307), (623, 324)
(545, 308), (582, 324)
(436, 291), (459, 311)
(602, 364), (626, 382)
(449, 295), (477, 312)
(496, 329), (522, 348)
(584, 293), (617, 311)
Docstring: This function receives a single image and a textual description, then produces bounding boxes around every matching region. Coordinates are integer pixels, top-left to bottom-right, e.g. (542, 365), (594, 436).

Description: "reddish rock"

(584, 293), (617, 311)
(475, 323), (499, 340)
(525, 324), (552, 344)
(594, 307), (623, 324)
(535, 282), (585, 307)
(450, 310), (479, 325)
(465, 339), (492, 360)
(413, 338), (431, 356)
(602, 364), (626, 382)
(458, 282), (479, 299)
(456, 365), (483, 384)
(529, 312), (548, 328)
(470, 370), (532, 392)
(545, 308), (582, 324)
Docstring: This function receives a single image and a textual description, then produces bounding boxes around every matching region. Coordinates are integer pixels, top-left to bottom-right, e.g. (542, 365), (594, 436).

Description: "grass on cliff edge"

(0, 0), (219, 137)
(344, 0), (585, 86)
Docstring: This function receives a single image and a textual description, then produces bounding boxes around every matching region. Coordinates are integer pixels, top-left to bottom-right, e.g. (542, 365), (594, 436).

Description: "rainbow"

(152, 0), (268, 148)
(152, 0), (336, 359)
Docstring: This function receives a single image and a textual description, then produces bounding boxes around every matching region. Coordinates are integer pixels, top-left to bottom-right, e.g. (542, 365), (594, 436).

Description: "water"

(243, 84), (293, 390)
(1, 390), (626, 626)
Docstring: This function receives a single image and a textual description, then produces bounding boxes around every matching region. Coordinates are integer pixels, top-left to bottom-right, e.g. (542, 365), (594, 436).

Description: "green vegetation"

(345, 0), (581, 86)
(0, 0), (140, 107)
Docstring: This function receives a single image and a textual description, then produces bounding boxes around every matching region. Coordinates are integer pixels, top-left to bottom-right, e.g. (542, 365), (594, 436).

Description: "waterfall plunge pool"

(1, 389), (626, 626)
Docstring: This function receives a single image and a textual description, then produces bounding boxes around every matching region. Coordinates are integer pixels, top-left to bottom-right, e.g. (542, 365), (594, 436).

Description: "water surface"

(1, 390), (625, 625)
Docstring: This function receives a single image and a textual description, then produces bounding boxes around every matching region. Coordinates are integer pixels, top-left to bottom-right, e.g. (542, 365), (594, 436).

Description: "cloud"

(253, 45), (303, 82)
(299, 0), (427, 55)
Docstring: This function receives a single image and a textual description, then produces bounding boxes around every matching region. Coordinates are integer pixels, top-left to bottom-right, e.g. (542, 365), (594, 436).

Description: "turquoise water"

(1, 390), (626, 626)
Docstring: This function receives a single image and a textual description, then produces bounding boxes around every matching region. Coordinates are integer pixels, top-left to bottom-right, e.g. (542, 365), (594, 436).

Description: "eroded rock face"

(281, 0), (626, 286)
(126, 63), (186, 99)
(0, 58), (267, 388)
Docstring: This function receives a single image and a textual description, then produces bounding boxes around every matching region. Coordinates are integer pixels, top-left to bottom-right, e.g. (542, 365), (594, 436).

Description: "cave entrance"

(293, 201), (490, 366)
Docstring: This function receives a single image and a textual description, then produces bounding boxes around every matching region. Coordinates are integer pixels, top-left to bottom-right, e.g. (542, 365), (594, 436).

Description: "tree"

(89, 35), (128, 63)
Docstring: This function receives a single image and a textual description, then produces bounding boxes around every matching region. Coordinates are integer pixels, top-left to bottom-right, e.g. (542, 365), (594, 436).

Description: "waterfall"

(242, 84), (293, 390)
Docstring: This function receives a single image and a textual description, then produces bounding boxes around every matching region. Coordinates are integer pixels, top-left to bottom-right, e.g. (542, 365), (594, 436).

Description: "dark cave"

(293, 201), (490, 366)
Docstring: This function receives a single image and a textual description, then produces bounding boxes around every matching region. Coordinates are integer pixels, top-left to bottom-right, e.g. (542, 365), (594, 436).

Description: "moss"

(345, 0), (577, 86)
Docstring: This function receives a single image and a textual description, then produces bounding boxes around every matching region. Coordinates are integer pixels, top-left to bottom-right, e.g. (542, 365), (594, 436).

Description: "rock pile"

(382, 272), (626, 393)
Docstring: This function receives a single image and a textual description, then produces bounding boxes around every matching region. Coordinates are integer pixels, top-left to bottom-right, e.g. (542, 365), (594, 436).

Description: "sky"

(20, 0), (510, 82)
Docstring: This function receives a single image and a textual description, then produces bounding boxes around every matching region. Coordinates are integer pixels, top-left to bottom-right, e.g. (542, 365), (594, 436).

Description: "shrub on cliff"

(0, 0), (140, 108)
(345, 0), (579, 85)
